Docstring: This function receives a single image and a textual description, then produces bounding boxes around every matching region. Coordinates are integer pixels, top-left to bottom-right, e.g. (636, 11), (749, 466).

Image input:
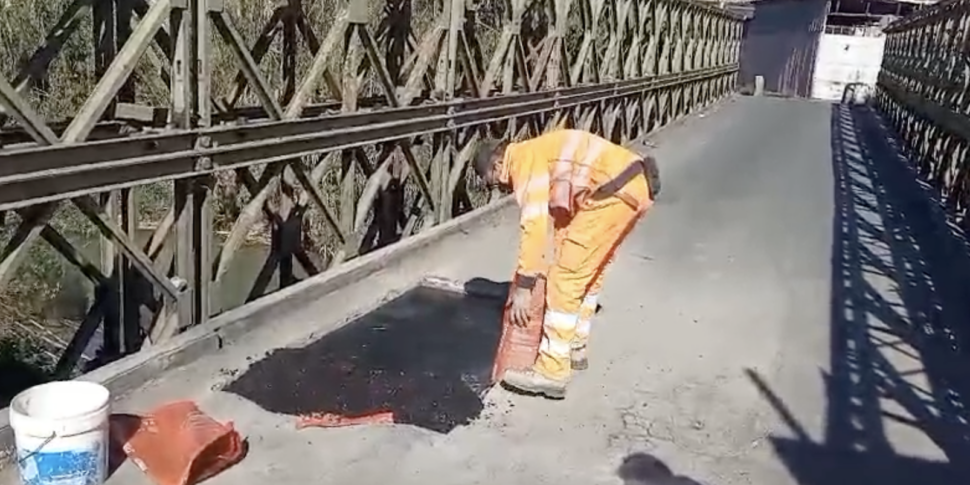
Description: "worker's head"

(473, 138), (509, 189)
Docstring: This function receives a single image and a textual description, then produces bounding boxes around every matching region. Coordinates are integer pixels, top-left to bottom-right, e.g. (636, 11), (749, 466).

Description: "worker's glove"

(509, 286), (533, 327)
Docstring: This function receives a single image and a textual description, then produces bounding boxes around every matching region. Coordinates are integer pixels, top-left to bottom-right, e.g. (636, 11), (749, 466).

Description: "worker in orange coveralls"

(474, 129), (661, 399)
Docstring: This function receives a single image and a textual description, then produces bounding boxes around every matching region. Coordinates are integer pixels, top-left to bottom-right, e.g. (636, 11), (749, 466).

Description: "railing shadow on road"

(746, 103), (970, 484)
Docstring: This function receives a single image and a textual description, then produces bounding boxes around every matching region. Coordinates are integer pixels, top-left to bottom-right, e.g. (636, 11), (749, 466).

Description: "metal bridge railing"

(0, 0), (743, 377)
(877, 0), (970, 221)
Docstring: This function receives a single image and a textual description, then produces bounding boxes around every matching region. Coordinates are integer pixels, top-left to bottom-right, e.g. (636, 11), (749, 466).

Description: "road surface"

(4, 96), (968, 485)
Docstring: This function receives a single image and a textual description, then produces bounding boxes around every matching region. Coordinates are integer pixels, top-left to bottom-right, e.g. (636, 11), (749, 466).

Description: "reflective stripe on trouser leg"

(536, 309), (579, 381)
(537, 195), (643, 381)
(573, 251), (610, 349)
(574, 292), (599, 350)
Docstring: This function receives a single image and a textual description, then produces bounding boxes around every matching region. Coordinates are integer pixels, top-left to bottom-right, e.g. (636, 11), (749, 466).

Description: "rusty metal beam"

(877, 0), (970, 219)
(0, 66), (737, 212)
(0, 0), (744, 372)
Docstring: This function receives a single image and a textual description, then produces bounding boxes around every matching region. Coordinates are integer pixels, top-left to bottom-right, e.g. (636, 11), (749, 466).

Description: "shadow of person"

(617, 452), (707, 485)
(463, 277), (511, 299)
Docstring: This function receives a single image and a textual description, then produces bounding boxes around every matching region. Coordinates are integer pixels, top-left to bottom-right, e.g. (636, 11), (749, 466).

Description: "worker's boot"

(571, 346), (589, 371)
(501, 368), (568, 399)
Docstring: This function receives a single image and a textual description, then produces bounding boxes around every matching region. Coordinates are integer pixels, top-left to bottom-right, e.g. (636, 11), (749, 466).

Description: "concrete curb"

(0, 196), (514, 466)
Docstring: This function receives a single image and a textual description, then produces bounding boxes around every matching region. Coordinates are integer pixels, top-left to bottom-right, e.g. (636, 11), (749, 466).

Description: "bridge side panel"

(739, 0), (829, 97)
(876, 1), (970, 225)
(0, 0), (746, 440)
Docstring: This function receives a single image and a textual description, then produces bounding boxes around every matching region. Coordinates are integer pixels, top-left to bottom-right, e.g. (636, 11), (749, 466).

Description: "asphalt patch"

(224, 283), (505, 434)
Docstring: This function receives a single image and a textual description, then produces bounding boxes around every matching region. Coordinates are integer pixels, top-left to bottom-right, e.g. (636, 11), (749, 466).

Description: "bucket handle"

(17, 433), (56, 465)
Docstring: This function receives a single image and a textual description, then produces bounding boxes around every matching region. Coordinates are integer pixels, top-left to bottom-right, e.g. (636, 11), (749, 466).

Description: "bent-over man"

(474, 129), (661, 399)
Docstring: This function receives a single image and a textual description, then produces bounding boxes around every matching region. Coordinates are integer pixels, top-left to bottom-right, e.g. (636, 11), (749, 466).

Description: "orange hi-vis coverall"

(500, 129), (654, 381)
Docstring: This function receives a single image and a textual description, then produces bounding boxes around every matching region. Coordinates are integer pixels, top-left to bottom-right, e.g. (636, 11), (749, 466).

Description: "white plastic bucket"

(9, 381), (110, 485)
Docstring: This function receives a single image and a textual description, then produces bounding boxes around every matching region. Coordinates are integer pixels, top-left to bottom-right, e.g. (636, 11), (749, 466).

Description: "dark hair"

(474, 139), (506, 179)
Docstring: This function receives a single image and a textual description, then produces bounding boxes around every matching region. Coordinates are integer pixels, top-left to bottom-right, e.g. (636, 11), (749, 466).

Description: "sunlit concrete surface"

(4, 96), (968, 485)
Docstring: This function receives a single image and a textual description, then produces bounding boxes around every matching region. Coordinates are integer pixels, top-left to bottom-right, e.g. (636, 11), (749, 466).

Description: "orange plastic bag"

(490, 274), (547, 384)
(112, 401), (245, 485)
(296, 410), (395, 429)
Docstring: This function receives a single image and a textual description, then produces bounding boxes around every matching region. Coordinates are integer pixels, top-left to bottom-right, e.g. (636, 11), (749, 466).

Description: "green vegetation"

(0, 0), (503, 383)
(0, 0), (347, 383)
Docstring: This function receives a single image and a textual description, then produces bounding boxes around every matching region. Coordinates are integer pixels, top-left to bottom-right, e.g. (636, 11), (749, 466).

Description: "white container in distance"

(9, 381), (110, 485)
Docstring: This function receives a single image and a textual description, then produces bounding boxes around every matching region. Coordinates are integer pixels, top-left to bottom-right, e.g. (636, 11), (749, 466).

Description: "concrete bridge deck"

(4, 96), (970, 485)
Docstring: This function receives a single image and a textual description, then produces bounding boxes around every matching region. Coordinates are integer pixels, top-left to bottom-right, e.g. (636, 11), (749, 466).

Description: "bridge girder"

(877, 0), (970, 220)
(0, 0), (742, 376)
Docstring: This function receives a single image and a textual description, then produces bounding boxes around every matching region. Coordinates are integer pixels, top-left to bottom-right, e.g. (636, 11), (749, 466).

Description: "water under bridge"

(1, 0), (969, 483)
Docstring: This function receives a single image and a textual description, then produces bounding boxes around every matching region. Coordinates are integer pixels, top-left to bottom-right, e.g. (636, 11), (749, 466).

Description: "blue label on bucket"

(17, 446), (104, 485)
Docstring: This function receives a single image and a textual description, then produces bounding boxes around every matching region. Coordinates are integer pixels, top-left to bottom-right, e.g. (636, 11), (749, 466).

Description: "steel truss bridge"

(0, 0), (743, 374)
(1, 0), (970, 481)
